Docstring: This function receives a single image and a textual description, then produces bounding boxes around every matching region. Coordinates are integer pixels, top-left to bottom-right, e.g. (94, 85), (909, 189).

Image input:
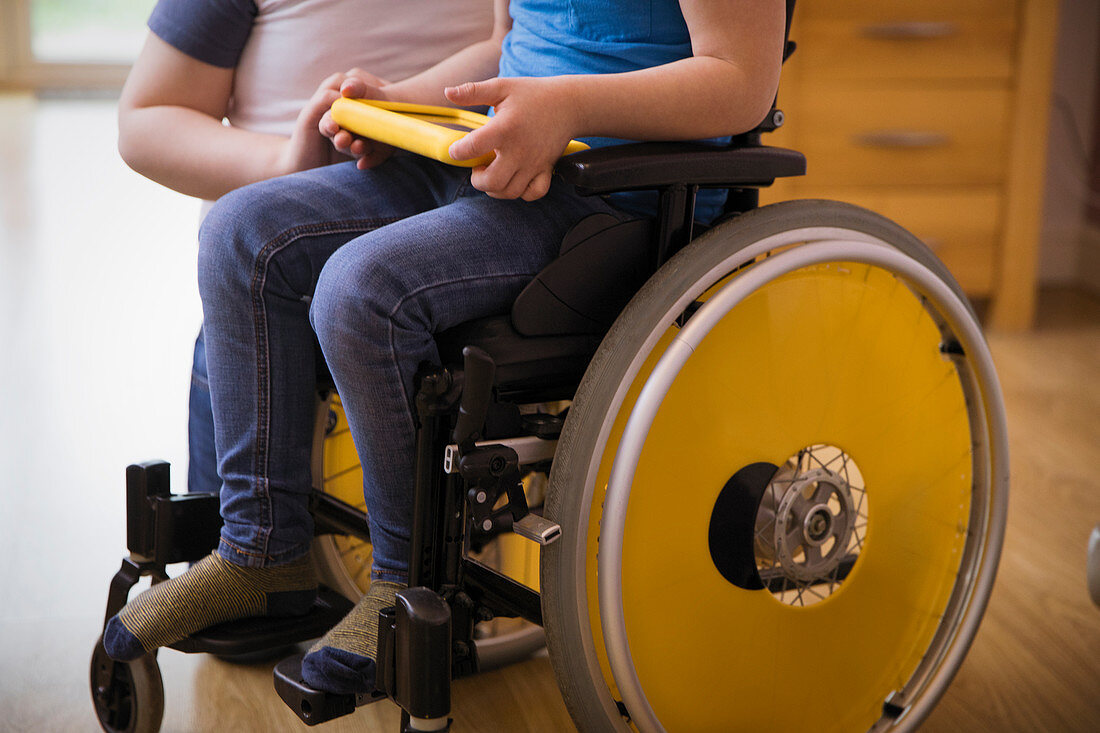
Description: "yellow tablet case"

(330, 98), (589, 168)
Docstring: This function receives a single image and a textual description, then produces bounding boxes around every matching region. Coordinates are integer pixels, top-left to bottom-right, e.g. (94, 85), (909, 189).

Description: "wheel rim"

(568, 231), (1006, 732)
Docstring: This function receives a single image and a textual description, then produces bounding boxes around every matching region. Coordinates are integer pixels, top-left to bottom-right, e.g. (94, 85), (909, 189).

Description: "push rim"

(600, 239), (1005, 731)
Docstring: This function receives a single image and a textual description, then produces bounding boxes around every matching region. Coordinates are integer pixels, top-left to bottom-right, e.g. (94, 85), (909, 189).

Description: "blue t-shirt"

(499, 0), (729, 222)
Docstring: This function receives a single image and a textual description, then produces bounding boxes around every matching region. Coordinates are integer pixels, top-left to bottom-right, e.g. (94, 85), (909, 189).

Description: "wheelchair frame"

(92, 2), (1009, 730)
(91, 125), (809, 728)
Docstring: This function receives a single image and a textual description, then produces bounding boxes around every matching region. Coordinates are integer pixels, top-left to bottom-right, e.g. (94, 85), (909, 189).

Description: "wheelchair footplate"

(273, 653), (386, 726)
(167, 586), (354, 656)
(274, 587), (453, 730)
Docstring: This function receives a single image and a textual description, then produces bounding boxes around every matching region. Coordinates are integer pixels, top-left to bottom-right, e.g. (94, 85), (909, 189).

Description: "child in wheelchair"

(103, 0), (786, 698)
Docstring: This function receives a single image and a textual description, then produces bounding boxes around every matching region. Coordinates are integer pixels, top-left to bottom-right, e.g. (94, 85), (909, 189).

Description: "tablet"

(330, 98), (589, 168)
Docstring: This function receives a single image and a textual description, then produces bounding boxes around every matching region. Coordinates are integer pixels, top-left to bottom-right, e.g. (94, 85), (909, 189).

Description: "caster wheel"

(90, 633), (164, 733)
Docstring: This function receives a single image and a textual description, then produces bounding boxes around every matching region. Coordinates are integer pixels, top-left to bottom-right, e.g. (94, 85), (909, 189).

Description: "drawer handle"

(854, 130), (952, 149)
(861, 21), (959, 40)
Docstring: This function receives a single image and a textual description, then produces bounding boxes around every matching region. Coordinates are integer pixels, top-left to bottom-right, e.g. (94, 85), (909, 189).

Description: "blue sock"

(300, 580), (402, 694)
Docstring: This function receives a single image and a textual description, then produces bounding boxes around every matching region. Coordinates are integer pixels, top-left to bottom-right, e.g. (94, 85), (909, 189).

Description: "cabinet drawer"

(797, 0), (1017, 22)
(762, 186), (1000, 295)
(790, 14), (1016, 81)
(778, 85), (1011, 187)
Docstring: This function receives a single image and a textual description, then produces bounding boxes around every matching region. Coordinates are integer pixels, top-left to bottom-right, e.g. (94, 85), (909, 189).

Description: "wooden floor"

(1, 95), (1098, 732)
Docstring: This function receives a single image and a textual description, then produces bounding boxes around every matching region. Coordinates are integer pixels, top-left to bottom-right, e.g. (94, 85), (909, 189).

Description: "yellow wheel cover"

(320, 395), (375, 592)
(587, 263), (972, 731)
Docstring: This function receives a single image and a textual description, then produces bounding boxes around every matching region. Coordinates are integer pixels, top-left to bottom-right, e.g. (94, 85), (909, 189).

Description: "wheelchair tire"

(90, 634), (164, 733)
(541, 200), (1008, 732)
(309, 394), (547, 669)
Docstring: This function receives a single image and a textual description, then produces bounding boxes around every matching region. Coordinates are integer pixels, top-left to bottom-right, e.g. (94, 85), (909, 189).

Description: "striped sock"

(300, 580), (404, 694)
(102, 551), (317, 661)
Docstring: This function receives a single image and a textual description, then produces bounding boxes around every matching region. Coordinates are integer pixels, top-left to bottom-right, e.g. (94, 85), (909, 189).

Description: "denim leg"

(310, 180), (628, 582)
(197, 157), (467, 568)
(187, 328), (220, 495)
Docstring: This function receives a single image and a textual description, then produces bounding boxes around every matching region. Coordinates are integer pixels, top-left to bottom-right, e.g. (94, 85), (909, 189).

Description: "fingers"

(319, 109), (339, 139)
(319, 109), (365, 153)
(445, 78), (505, 109)
(520, 171), (552, 202)
(448, 123), (501, 163)
(469, 155), (517, 198)
(298, 73), (345, 132)
(318, 72), (345, 92)
(333, 128), (355, 152)
(469, 160), (552, 202)
(344, 68), (389, 88)
(340, 74), (387, 101)
(305, 88), (341, 119)
(355, 143), (394, 170)
(340, 77), (369, 99)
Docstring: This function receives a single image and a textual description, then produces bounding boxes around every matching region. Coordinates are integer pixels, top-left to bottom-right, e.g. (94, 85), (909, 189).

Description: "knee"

(310, 244), (411, 352)
(196, 186), (260, 304)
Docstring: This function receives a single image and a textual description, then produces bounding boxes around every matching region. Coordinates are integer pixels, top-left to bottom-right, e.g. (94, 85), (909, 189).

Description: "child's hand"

(319, 70), (395, 170)
(445, 77), (577, 201)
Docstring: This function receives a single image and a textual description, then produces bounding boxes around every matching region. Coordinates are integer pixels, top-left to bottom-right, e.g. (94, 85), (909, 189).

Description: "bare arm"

(320, 0), (512, 165)
(383, 0), (513, 105)
(118, 33), (351, 200)
(446, 0), (786, 200)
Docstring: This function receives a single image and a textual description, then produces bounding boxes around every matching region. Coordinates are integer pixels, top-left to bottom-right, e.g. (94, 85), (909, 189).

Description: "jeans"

(197, 155), (627, 581)
(187, 328), (219, 495)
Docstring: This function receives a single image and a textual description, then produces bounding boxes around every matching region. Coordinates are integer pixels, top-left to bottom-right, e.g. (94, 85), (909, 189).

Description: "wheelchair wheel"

(309, 394), (546, 667)
(90, 634), (164, 733)
(541, 200), (1008, 732)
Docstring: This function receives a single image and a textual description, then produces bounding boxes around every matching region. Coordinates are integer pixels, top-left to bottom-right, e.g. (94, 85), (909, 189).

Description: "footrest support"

(273, 654), (384, 726)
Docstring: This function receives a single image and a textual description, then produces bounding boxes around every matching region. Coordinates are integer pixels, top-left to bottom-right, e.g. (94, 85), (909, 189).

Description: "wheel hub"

(753, 445), (867, 605)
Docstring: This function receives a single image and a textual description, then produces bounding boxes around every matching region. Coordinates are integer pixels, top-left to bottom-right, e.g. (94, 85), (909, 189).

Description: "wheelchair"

(91, 4), (1009, 730)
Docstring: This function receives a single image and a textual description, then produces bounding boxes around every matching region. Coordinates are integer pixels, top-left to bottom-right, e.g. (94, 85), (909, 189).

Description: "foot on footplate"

(274, 587), (455, 729)
(274, 653), (385, 726)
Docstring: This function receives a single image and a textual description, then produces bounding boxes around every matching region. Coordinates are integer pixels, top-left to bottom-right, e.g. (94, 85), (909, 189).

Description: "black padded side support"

(512, 216), (655, 336)
(126, 461), (221, 565)
(555, 143), (806, 196)
(126, 461), (170, 557)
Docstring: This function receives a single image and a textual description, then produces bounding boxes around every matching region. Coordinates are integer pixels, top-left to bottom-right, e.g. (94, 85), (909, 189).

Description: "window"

(32, 0), (148, 64)
(1, 0), (150, 91)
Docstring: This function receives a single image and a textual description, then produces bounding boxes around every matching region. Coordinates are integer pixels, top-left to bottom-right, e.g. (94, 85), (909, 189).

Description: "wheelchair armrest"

(554, 141), (806, 195)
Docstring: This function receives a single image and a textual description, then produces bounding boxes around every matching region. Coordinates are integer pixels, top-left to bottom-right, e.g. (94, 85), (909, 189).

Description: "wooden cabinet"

(763, 0), (1059, 329)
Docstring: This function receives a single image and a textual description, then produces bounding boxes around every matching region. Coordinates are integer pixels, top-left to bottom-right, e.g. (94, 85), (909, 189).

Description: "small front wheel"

(90, 633), (164, 733)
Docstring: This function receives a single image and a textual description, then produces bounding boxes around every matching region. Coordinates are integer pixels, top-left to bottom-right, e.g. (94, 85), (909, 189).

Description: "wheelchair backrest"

(510, 0), (802, 338)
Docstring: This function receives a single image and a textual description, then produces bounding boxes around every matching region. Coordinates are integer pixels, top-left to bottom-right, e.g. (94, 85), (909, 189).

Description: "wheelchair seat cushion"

(434, 316), (600, 396)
